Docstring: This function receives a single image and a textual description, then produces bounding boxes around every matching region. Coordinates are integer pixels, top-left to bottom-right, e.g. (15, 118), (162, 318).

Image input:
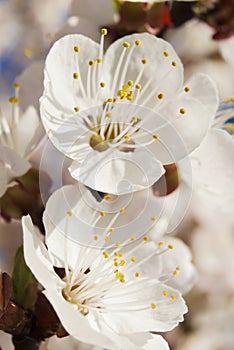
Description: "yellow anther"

(119, 260), (125, 266)
(114, 261), (119, 267)
(104, 195), (111, 200)
(131, 116), (138, 123)
(119, 252), (123, 257)
(73, 72), (79, 79)
(105, 112), (112, 119)
(163, 290), (168, 296)
(172, 60), (177, 67)
(109, 227), (115, 233)
(119, 208), (125, 214)
(93, 235), (99, 241)
(130, 236), (136, 241)
(96, 57), (102, 63)
(131, 256), (136, 263)
(143, 235), (149, 241)
(151, 216), (157, 221)
(153, 134), (159, 140)
(122, 83), (130, 92)
(67, 210), (72, 216)
(135, 272), (140, 278)
(173, 270), (178, 276)
(141, 58), (147, 64)
(115, 241), (121, 247)
(101, 28), (108, 36)
(114, 257), (119, 261)
(157, 93), (164, 100)
(135, 83), (141, 90)
(124, 134), (131, 142)
(74, 45), (80, 52)
(102, 251), (109, 259)
(107, 98), (113, 103)
(123, 41), (130, 48)
(120, 278), (125, 283)
(151, 303), (157, 309)
(105, 236), (110, 242)
(135, 39), (141, 46)
(89, 60), (95, 66)
(113, 98), (116, 102)
(226, 96), (234, 102)
(100, 211), (106, 217)
(100, 82), (105, 88)
(176, 266), (181, 271)
(163, 51), (169, 57)
(126, 93), (134, 101)
(158, 241), (164, 247)
(226, 123), (234, 130)
(179, 108), (186, 115)
(114, 252), (119, 257)
(74, 106), (80, 112)
(128, 80), (133, 86)
(8, 96), (19, 104)
(171, 294), (177, 300)
(184, 86), (190, 92)
(13, 83), (20, 89)
(168, 244), (174, 250)
(24, 47), (33, 57)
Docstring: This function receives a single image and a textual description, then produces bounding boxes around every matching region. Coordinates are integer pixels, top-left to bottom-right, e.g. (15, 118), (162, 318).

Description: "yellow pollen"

(105, 236), (110, 242)
(74, 45), (80, 52)
(124, 134), (131, 142)
(13, 83), (20, 89)
(104, 195), (111, 200)
(89, 60), (95, 66)
(109, 227), (115, 233)
(101, 28), (108, 36)
(24, 47), (33, 57)
(226, 96), (234, 102)
(130, 236), (136, 241)
(100, 211), (106, 217)
(96, 57), (102, 63)
(119, 260), (125, 266)
(67, 210), (72, 216)
(114, 252), (119, 257)
(158, 241), (164, 247)
(153, 134), (159, 140)
(171, 294), (177, 300)
(184, 86), (190, 92)
(122, 83), (129, 92)
(163, 51), (169, 57)
(157, 93), (164, 100)
(74, 106), (80, 112)
(114, 261), (119, 267)
(113, 98), (116, 102)
(176, 266), (181, 271)
(73, 72), (79, 79)
(132, 116), (138, 123)
(151, 303), (157, 309)
(135, 272), (140, 278)
(135, 39), (141, 46)
(93, 235), (99, 241)
(100, 82), (105, 88)
(107, 98), (113, 103)
(143, 235), (149, 241)
(151, 216), (157, 221)
(131, 256), (136, 263)
(226, 123), (234, 130)
(179, 108), (186, 114)
(8, 96), (19, 104)
(114, 257), (119, 261)
(172, 60), (177, 67)
(102, 251), (109, 259)
(128, 80), (133, 86)
(141, 58), (147, 64)
(106, 112), (112, 118)
(123, 41), (130, 48)
(115, 241), (121, 247)
(168, 244), (174, 250)
(119, 208), (125, 214)
(135, 83), (141, 89)
(163, 290), (168, 296)
(173, 270), (178, 276)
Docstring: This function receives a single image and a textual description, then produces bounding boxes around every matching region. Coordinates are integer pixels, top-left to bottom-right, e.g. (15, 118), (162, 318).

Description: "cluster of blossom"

(0, 1), (234, 350)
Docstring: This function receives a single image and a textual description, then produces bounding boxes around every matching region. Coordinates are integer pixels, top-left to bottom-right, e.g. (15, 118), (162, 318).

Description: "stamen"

(163, 51), (169, 57)
(184, 86), (190, 92)
(151, 303), (157, 309)
(74, 45), (80, 52)
(74, 106), (80, 112)
(141, 58), (147, 65)
(135, 39), (141, 46)
(179, 108), (186, 115)
(157, 93), (165, 100)
(8, 96), (19, 104)
(172, 60), (177, 67)
(73, 72), (79, 79)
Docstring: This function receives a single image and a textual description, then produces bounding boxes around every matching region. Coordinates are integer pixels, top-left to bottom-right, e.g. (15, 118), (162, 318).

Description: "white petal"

(190, 128), (234, 211)
(22, 215), (60, 288)
(103, 33), (183, 108)
(220, 36), (234, 66)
